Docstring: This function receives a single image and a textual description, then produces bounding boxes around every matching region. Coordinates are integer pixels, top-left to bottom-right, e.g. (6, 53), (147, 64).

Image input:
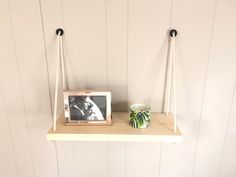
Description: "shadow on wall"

(112, 101), (127, 112)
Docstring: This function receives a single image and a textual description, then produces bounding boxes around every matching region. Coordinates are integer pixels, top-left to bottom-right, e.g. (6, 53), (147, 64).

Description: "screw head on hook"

(169, 29), (177, 37)
(56, 28), (64, 36)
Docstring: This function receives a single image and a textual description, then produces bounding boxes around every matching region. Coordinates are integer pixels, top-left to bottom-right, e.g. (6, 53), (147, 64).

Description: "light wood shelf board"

(47, 112), (182, 143)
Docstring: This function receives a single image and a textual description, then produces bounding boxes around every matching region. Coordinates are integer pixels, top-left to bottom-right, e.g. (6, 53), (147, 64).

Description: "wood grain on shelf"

(47, 112), (182, 142)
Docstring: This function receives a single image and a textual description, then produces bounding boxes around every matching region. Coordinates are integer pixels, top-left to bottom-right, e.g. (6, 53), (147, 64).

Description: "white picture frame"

(63, 90), (111, 125)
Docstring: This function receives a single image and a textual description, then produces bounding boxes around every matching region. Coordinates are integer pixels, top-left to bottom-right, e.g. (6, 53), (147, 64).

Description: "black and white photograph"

(63, 91), (112, 125)
(69, 96), (106, 121)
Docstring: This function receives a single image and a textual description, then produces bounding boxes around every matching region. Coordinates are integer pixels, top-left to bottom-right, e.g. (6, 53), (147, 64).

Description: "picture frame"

(63, 90), (112, 125)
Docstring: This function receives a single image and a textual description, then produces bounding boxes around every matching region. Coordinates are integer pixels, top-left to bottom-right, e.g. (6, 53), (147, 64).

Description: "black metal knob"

(169, 29), (177, 37)
(56, 28), (64, 36)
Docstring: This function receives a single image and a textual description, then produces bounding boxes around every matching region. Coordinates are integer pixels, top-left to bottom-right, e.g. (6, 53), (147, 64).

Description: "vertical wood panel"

(39, 0), (64, 114)
(62, 0), (107, 90)
(39, 1), (75, 177)
(216, 0), (236, 177)
(193, 0), (236, 176)
(62, 1), (109, 177)
(107, 0), (127, 111)
(8, 0), (59, 176)
(56, 142), (76, 177)
(0, 0), (35, 176)
(108, 142), (126, 177)
(219, 83), (236, 177)
(0, 89), (18, 177)
(159, 0), (217, 177)
(106, 1), (127, 177)
(74, 142), (108, 177)
(127, 0), (171, 177)
(127, 0), (171, 112)
(0, 2), (18, 177)
(127, 143), (161, 177)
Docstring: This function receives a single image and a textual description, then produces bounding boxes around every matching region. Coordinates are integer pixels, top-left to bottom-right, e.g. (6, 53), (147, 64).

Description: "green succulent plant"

(129, 104), (151, 128)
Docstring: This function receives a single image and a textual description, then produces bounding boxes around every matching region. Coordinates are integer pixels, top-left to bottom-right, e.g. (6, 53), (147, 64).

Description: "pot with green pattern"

(129, 104), (151, 128)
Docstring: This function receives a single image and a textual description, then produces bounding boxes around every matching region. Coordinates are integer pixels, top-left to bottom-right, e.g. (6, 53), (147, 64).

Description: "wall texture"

(0, 0), (236, 177)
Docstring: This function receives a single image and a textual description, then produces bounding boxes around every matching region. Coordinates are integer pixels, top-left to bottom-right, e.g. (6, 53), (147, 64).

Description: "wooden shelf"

(47, 112), (182, 143)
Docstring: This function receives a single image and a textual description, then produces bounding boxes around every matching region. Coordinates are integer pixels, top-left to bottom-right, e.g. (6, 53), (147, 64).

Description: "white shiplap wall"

(0, 0), (236, 177)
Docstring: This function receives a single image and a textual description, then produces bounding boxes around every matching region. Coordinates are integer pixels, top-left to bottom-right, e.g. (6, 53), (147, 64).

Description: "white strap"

(164, 36), (174, 115)
(172, 37), (177, 133)
(53, 33), (66, 131)
(59, 36), (66, 90)
(164, 34), (177, 133)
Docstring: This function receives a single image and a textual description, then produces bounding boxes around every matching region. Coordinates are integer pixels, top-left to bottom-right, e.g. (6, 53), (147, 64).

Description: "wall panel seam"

(159, 0), (174, 176)
(125, 142), (127, 177)
(169, 0), (174, 28)
(72, 142), (77, 177)
(105, 0), (110, 175)
(125, 0), (129, 174)
(125, 0), (129, 111)
(7, 1), (36, 176)
(158, 143), (163, 177)
(191, 0), (219, 176)
(60, 0), (65, 30)
(217, 81), (236, 177)
(105, 0), (109, 90)
(107, 142), (110, 177)
(38, 1), (61, 177)
(38, 0), (54, 123)
(58, 1), (77, 177)
(0, 85), (19, 177)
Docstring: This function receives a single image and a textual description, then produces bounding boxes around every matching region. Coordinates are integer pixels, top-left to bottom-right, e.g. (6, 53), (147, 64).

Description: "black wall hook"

(56, 28), (64, 36)
(169, 29), (177, 37)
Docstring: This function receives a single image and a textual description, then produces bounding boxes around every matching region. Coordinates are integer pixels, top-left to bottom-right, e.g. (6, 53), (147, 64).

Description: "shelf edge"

(47, 133), (183, 143)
